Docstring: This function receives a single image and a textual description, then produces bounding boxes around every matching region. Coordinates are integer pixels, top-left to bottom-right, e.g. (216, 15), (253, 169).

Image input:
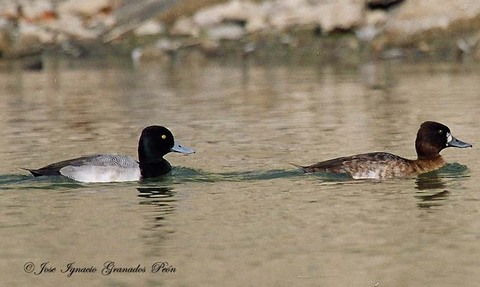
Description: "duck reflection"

(137, 187), (176, 227)
(415, 173), (449, 209)
(137, 186), (177, 255)
(415, 190), (450, 210)
(415, 173), (447, 191)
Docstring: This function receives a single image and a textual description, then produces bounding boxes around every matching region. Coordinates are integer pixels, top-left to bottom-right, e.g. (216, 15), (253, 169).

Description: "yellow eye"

(161, 134), (167, 140)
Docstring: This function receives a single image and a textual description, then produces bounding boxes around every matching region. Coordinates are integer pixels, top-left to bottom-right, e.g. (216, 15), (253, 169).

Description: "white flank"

(60, 165), (141, 183)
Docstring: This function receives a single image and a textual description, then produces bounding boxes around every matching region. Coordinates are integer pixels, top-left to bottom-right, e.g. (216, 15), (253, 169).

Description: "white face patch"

(446, 132), (453, 145)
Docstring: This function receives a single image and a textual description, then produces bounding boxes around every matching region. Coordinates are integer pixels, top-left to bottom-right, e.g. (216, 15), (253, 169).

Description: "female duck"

(26, 126), (194, 183)
(298, 121), (472, 179)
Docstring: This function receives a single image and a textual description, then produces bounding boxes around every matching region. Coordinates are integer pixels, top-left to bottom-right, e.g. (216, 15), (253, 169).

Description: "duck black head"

(138, 126), (194, 163)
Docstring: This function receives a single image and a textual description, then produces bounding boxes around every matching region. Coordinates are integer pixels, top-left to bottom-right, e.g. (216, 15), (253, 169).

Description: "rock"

(57, 0), (113, 18)
(206, 23), (245, 41)
(155, 38), (184, 54)
(0, 0), (121, 58)
(19, 22), (55, 44)
(313, 0), (365, 33)
(267, 0), (312, 31)
(171, 16), (200, 37)
(21, 0), (56, 22)
(134, 19), (165, 36)
(10, 30), (43, 57)
(366, 10), (389, 27)
(9, 0), (480, 61)
(384, 0), (480, 45)
(245, 4), (269, 33)
(268, 0), (365, 33)
(177, 0), (364, 36)
(55, 0), (114, 40)
(0, 21), (51, 57)
(193, 0), (258, 28)
(199, 39), (221, 56)
(0, 0), (56, 22)
(46, 14), (100, 40)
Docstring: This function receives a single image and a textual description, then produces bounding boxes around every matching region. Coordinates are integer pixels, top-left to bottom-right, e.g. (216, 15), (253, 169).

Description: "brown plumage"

(299, 121), (472, 179)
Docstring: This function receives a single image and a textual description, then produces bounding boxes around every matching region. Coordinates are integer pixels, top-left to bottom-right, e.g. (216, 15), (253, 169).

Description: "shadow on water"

(0, 167), (306, 190)
(0, 162), (470, 192)
(144, 167), (310, 184)
(165, 167), (358, 185)
(0, 174), (86, 190)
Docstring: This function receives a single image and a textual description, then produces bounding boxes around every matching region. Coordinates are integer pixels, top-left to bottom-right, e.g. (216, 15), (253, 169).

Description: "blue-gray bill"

(171, 142), (195, 154)
(448, 136), (472, 148)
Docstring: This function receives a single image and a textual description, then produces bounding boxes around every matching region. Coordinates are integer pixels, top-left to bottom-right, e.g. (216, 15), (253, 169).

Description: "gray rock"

(206, 24), (245, 41)
(384, 0), (480, 45)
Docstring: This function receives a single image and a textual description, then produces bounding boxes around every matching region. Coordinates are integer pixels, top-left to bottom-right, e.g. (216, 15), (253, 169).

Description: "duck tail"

(290, 163), (307, 172)
(21, 168), (56, 177)
(21, 168), (41, 177)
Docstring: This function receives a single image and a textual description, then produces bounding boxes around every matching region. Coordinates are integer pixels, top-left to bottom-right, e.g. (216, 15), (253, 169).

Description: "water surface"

(0, 58), (479, 286)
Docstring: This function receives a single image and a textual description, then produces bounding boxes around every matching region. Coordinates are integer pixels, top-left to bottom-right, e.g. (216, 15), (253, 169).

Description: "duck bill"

(447, 136), (472, 148)
(171, 141), (195, 154)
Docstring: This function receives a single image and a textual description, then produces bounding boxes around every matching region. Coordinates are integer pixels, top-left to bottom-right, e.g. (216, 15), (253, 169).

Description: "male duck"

(298, 121), (472, 179)
(26, 126), (194, 183)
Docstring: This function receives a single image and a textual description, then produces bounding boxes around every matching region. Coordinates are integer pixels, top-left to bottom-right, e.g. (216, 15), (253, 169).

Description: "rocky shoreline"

(1, 0), (480, 63)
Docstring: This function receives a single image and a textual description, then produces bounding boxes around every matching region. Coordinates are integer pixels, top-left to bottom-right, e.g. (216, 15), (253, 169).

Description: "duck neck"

(416, 153), (442, 161)
(139, 159), (172, 179)
(415, 154), (444, 162)
(138, 144), (171, 179)
(415, 139), (442, 161)
(413, 155), (446, 174)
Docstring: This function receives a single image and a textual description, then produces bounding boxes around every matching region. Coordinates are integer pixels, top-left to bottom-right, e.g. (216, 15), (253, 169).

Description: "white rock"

(18, 22), (55, 44)
(193, 0), (259, 28)
(245, 2), (271, 33)
(206, 24), (245, 41)
(386, 0), (480, 38)
(22, 0), (55, 21)
(45, 14), (99, 39)
(267, 0), (364, 32)
(246, 14), (268, 33)
(134, 19), (165, 36)
(58, 0), (112, 18)
(313, 0), (364, 33)
(155, 38), (181, 52)
(267, 0), (316, 31)
(366, 10), (388, 27)
(0, 1), (18, 19)
(171, 16), (200, 37)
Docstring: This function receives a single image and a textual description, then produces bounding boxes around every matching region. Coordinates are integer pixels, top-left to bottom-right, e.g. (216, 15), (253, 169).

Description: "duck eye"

(161, 135), (167, 140)
(438, 129), (444, 134)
